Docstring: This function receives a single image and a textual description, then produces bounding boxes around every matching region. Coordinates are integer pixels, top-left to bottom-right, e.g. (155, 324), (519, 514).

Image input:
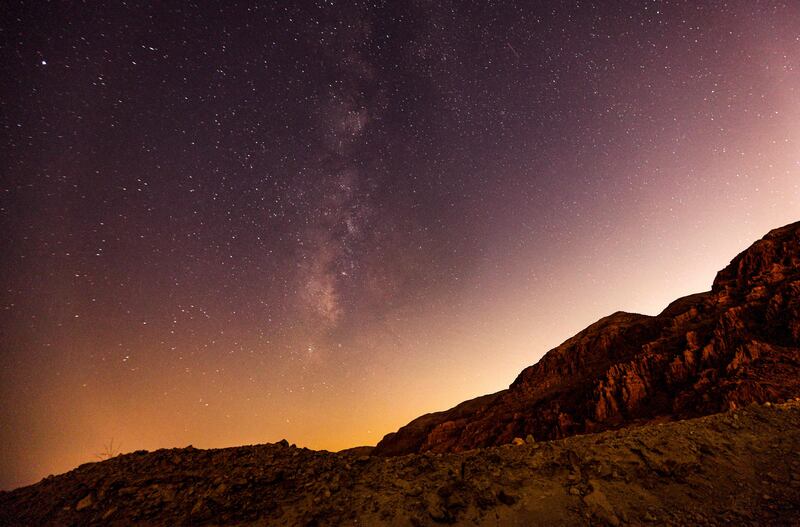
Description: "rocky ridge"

(1, 401), (799, 526)
(4, 221), (800, 526)
(375, 221), (800, 455)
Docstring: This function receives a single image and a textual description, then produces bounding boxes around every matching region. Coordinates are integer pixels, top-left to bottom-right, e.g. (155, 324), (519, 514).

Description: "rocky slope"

(2, 400), (799, 526)
(375, 221), (800, 456)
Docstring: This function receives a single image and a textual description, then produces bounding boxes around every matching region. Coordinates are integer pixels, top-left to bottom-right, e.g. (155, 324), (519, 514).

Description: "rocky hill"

(2, 400), (799, 526)
(3, 221), (800, 526)
(374, 221), (800, 456)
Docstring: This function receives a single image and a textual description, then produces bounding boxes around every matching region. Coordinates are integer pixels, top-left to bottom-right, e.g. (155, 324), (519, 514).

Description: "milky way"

(1, 1), (799, 489)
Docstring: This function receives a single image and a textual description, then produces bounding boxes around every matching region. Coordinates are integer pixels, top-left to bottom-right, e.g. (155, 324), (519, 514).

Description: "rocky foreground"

(2, 400), (800, 526)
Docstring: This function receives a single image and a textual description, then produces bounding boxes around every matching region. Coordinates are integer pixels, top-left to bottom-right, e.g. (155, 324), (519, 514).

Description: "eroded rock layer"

(375, 221), (800, 455)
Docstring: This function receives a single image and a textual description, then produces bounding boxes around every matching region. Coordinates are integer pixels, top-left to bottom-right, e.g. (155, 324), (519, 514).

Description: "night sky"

(2, 1), (799, 489)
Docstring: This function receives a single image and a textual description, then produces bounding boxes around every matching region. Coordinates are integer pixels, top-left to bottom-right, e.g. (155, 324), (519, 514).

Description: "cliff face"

(374, 221), (800, 456)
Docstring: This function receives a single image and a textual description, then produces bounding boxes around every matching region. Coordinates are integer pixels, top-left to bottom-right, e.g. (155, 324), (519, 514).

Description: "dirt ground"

(2, 400), (799, 526)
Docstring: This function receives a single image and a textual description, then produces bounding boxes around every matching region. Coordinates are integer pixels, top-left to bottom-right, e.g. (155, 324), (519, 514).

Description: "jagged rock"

(75, 494), (93, 511)
(583, 483), (620, 526)
(375, 221), (800, 456)
(3, 222), (800, 526)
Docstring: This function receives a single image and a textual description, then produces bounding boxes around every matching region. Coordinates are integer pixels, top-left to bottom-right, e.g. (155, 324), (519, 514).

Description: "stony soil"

(2, 401), (799, 526)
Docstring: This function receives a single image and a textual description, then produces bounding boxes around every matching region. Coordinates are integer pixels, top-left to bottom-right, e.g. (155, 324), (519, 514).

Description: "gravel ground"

(2, 401), (799, 526)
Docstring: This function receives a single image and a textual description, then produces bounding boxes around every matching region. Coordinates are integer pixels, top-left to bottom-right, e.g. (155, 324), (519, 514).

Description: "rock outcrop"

(3, 221), (800, 526)
(375, 220), (800, 455)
